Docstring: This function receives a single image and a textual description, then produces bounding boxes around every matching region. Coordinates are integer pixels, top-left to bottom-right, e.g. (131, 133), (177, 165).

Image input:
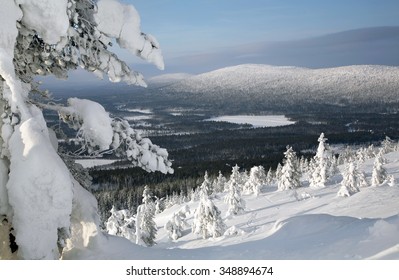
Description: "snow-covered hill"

(148, 73), (193, 87)
(63, 150), (399, 260)
(165, 64), (399, 107)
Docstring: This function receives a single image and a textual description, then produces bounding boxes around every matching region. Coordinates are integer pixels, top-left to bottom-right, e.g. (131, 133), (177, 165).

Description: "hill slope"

(164, 64), (399, 110)
(63, 150), (399, 260)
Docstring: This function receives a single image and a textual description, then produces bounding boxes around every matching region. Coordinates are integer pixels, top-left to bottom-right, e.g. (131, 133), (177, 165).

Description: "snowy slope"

(165, 64), (399, 106)
(63, 151), (399, 260)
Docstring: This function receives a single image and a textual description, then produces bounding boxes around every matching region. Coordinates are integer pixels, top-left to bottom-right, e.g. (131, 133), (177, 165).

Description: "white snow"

(7, 108), (73, 259)
(95, 0), (164, 70)
(62, 150), (399, 260)
(0, 0), (171, 261)
(168, 64), (399, 105)
(67, 98), (113, 151)
(205, 115), (295, 128)
(16, 0), (69, 45)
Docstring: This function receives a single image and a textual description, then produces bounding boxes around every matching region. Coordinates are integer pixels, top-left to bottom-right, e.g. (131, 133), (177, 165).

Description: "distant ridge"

(164, 64), (399, 109)
(148, 73), (193, 87)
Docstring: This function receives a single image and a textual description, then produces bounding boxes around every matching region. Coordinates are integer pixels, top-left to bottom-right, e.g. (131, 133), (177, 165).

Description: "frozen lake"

(75, 159), (118, 168)
(205, 115), (295, 127)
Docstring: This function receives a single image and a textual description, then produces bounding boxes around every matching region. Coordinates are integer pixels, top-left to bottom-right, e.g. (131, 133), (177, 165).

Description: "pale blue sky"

(115, 0), (399, 76)
(126, 0), (399, 54)
(44, 1), (399, 87)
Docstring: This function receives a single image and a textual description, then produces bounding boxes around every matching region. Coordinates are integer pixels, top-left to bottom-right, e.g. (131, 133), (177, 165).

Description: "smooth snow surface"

(63, 151), (399, 260)
(205, 115), (295, 128)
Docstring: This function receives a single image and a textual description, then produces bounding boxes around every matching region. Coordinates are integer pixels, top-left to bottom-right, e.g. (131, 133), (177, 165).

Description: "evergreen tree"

(244, 166), (266, 196)
(310, 133), (332, 188)
(381, 136), (394, 154)
(165, 206), (190, 241)
(200, 171), (213, 196)
(154, 197), (164, 215)
(278, 146), (301, 191)
(275, 163), (283, 182)
(226, 164), (241, 191)
(299, 156), (309, 173)
(136, 186), (157, 246)
(371, 152), (387, 186)
(213, 171), (227, 193)
(105, 206), (136, 242)
(192, 185), (225, 239)
(265, 167), (274, 185)
(388, 175), (395, 187)
(224, 165), (245, 215)
(337, 162), (362, 197)
(239, 170), (249, 188)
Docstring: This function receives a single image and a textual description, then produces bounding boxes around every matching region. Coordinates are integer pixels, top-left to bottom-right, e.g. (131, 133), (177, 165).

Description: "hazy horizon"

(40, 0), (399, 88)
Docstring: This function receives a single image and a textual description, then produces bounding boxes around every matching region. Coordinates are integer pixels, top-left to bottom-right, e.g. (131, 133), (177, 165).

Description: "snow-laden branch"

(42, 98), (173, 174)
(95, 0), (164, 70)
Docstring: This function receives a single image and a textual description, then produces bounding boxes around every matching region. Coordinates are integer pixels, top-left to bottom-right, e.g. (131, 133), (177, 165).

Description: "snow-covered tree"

(275, 163), (283, 182)
(213, 171), (227, 193)
(265, 167), (274, 185)
(244, 166), (266, 196)
(338, 146), (356, 165)
(136, 186), (157, 247)
(299, 156), (309, 173)
(387, 175), (395, 187)
(337, 162), (362, 197)
(164, 205), (190, 241)
(371, 152), (387, 186)
(381, 136), (395, 154)
(310, 133), (332, 188)
(105, 206), (136, 242)
(200, 171), (213, 196)
(0, 0), (170, 259)
(192, 192), (226, 239)
(154, 197), (164, 215)
(278, 146), (301, 191)
(224, 165), (245, 215)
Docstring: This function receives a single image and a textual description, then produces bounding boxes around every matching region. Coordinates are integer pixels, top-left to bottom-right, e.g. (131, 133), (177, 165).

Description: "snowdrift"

(63, 151), (399, 260)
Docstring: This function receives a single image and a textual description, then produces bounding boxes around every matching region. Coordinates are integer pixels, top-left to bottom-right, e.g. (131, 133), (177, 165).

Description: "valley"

(46, 65), (399, 223)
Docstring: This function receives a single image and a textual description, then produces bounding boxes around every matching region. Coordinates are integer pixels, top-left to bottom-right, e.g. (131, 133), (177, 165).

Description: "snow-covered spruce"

(337, 162), (365, 197)
(164, 206), (190, 241)
(0, 0), (167, 259)
(278, 146), (301, 191)
(136, 186), (157, 247)
(105, 206), (136, 242)
(244, 166), (266, 196)
(192, 190), (226, 239)
(371, 151), (387, 187)
(309, 133), (333, 188)
(213, 171), (227, 193)
(200, 171), (213, 196)
(224, 165), (245, 216)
